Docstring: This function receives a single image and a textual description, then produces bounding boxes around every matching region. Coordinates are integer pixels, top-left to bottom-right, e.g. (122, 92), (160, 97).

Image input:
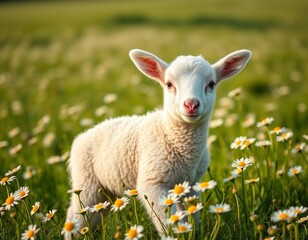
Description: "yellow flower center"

(114, 199), (124, 208)
(26, 230), (35, 238)
(1, 177), (9, 183)
(295, 145), (301, 151)
(244, 140), (251, 146)
(273, 127), (281, 132)
(127, 229), (137, 238)
(32, 205), (38, 212)
(130, 189), (138, 195)
(292, 169), (299, 175)
(294, 209), (301, 214)
(177, 226), (187, 232)
(47, 213), (53, 219)
(174, 185), (184, 195)
(20, 191), (26, 197)
(6, 196), (14, 205)
(236, 168), (243, 174)
(96, 203), (104, 210)
(170, 215), (179, 223)
(236, 140), (242, 145)
(200, 182), (209, 188)
(238, 162), (246, 168)
(165, 199), (173, 205)
(81, 227), (88, 234)
(64, 221), (74, 231)
(279, 213), (288, 220)
(216, 207), (223, 213)
(188, 205), (196, 213)
(281, 133), (287, 139)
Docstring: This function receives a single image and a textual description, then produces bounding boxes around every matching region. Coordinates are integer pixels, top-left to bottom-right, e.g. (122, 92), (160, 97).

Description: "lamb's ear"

(129, 49), (168, 86)
(213, 50), (252, 83)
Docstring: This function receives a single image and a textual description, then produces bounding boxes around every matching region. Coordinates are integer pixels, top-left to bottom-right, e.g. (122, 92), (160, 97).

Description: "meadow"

(0, 0), (307, 239)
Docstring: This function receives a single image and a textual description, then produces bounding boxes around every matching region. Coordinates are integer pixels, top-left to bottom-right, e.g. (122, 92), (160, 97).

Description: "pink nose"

(184, 99), (200, 113)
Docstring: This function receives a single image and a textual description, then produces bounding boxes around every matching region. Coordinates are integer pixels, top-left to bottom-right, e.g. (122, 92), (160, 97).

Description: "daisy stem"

(132, 197), (139, 225)
(100, 212), (106, 240)
(282, 222), (286, 240)
(5, 185), (10, 197)
(294, 223), (299, 240)
(210, 214), (221, 240)
(22, 200), (33, 224)
(241, 170), (248, 237)
(233, 193), (242, 239)
(11, 216), (20, 240)
(15, 205), (29, 224)
(52, 218), (62, 239)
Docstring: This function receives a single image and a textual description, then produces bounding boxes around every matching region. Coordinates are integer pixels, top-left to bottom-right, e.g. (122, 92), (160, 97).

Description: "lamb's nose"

(184, 99), (200, 113)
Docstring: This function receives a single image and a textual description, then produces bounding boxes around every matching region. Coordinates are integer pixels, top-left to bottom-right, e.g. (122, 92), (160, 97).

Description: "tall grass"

(0, 0), (307, 239)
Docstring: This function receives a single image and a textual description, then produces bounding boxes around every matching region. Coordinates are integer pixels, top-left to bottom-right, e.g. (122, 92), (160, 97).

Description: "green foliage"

(0, 0), (307, 239)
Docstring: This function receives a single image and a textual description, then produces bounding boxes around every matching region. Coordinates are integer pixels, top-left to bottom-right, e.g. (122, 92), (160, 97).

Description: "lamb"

(65, 49), (251, 235)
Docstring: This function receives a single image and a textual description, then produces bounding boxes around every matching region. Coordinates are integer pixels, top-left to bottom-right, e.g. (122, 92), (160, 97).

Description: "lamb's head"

(129, 49), (251, 124)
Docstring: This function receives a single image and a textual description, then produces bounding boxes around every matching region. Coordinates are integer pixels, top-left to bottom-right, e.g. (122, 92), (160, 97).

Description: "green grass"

(0, 0), (307, 239)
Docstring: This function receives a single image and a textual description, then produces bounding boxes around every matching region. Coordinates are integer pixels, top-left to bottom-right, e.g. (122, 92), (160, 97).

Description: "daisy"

(303, 134), (308, 141)
(0, 175), (16, 185)
(185, 203), (203, 215)
(263, 237), (275, 240)
(42, 209), (57, 223)
(159, 195), (180, 207)
(161, 235), (178, 240)
(125, 224), (144, 240)
(172, 222), (192, 234)
(289, 206), (308, 216)
(209, 203), (231, 214)
(9, 143), (22, 155)
(209, 118), (223, 129)
(223, 174), (239, 183)
(267, 225), (277, 235)
(230, 136), (246, 149)
(276, 169), (285, 176)
(245, 178), (260, 184)
(240, 138), (256, 150)
(255, 140), (272, 148)
(80, 227), (89, 235)
(3, 192), (20, 210)
(232, 158), (253, 170)
(228, 87), (242, 98)
(23, 166), (37, 180)
(193, 180), (217, 192)
(124, 189), (139, 197)
(5, 165), (21, 176)
(269, 126), (286, 135)
(30, 202), (40, 215)
(277, 131), (293, 142)
(298, 216), (308, 224)
(76, 207), (89, 215)
(111, 197), (129, 212)
(257, 117), (274, 127)
(168, 181), (191, 197)
(67, 189), (82, 195)
(21, 224), (40, 240)
(183, 195), (197, 203)
(271, 209), (296, 222)
(61, 218), (81, 240)
(291, 143), (306, 154)
(166, 211), (186, 225)
(16, 186), (30, 199)
(90, 201), (110, 212)
(287, 166), (303, 177)
(231, 168), (244, 176)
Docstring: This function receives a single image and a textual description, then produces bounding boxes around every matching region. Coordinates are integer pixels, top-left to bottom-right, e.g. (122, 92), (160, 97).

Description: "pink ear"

(213, 50), (252, 82)
(129, 49), (167, 84)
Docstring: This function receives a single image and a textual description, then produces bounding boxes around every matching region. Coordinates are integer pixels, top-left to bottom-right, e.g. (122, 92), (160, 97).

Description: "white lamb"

(66, 49), (251, 234)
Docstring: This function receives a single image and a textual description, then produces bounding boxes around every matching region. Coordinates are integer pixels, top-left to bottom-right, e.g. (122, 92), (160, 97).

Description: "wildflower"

(124, 189), (139, 197)
(76, 207), (89, 215)
(223, 174), (239, 183)
(232, 168), (244, 176)
(125, 224), (144, 240)
(21, 224), (40, 240)
(271, 209), (296, 222)
(277, 131), (293, 142)
(172, 222), (192, 234)
(42, 209), (57, 223)
(8, 127), (20, 138)
(291, 143), (306, 154)
(5, 165), (21, 176)
(30, 202), (40, 215)
(209, 118), (223, 129)
(298, 216), (308, 224)
(161, 235), (178, 240)
(255, 140), (272, 148)
(193, 180), (217, 192)
(80, 118), (94, 127)
(23, 166), (37, 180)
(111, 197), (129, 212)
(257, 117), (274, 127)
(185, 203), (203, 215)
(168, 181), (191, 197)
(303, 134), (308, 141)
(3, 192), (20, 210)
(263, 237), (275, 240)
(61, 218), (81, 239)
(242, 113), (255, 128)
(43, 132), (55, 147)
(209, 203), (231, 213)
(240, 138), (256, 150)
(267, 225), (277, 235)
(90, 201), (110, 212)
(0, 141), (8, 148)
(166, 211), (186, 225)
(289, 206), (308, 216)
(230, 136), (246, 149)
(16, 186), (30, 199)
(0, 175), (16, 185)
(80, 227), (89, 235)
(95, 106), (108, 117)
(245, 178), (260, 184)
(228, 87), (242, 98)
(67, 189), (83, 195)
(183, 195), (197, 203)
(269, 126), (286, 135)
(159, 195), (180, 207)
(232, 158), (253, 170)
(287, 166), (303, 177)
(276, 169), (285, 176)
(9, 144), (22, 155)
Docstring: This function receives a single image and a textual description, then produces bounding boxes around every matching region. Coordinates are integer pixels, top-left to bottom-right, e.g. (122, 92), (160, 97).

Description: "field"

(0, 0), (307, 239)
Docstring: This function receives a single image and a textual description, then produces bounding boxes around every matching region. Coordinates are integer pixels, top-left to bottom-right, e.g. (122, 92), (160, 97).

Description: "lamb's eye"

(165, 82), (173, 89)
(208, 81), (216, 89)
